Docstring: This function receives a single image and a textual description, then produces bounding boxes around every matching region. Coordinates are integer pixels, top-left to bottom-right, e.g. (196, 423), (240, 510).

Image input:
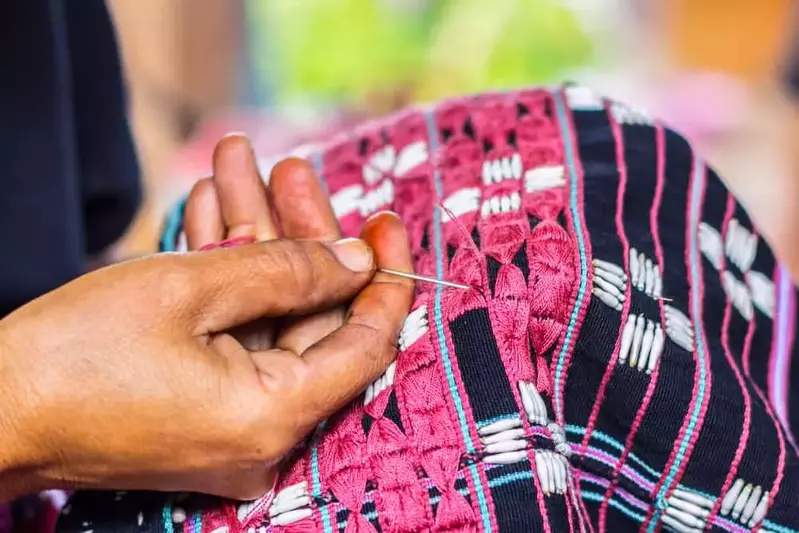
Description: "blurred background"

(107, 0), (799, 271)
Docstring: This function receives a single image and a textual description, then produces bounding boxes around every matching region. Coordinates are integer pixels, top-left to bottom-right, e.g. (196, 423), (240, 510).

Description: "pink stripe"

(581, 471), (754, 533)
(641, 158), (713, 531)
(741, 248), (788, 530)
(580, 102), (633, 461)
(571, 471), (597, 533)
(706, 194), (753, 527)
(783, 270), (796, 425)
(531, 458), (554, 533)
(651, 127), (668, 333)
(564, 475), (576, 533)
(596, 122), (666, 530)
(582, 447), (655, 490)
(767, 265), (780, 409)
(770, 263), (798, 452)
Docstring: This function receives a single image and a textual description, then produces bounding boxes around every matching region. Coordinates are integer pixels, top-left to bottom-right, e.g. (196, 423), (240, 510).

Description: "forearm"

(0, 320), (45, 502)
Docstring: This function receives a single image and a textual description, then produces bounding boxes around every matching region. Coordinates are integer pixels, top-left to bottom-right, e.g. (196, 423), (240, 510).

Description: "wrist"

(0, 320), (46, 501)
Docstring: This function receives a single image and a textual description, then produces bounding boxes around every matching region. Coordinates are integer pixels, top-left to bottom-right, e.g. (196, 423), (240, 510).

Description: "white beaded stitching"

(618, 313), (665, 373)
(268, 482), (313, 526)
(592, 258), (627, 311)
(664, 305), (695, 353)
(720, 479), (770, 527)
(663, 489), (714, 533)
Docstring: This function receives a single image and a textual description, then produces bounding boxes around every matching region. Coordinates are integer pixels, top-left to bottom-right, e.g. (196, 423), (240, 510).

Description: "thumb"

(180, 238), (375, 335)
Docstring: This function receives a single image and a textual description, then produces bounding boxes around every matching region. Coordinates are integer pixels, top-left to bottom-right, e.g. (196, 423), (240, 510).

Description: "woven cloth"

(58, 85), (799, 533)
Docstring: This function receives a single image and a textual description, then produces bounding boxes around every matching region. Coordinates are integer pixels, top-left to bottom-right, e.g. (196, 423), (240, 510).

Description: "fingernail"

(222, 131), (249, 139)
(329, 238), (374, 272)
(365, 210), (400, 224)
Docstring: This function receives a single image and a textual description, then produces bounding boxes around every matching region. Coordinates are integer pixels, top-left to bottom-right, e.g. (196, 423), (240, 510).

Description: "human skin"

(0, 140), (414, 502)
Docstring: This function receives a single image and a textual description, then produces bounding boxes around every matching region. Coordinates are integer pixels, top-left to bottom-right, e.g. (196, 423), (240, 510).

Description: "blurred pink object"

(655, 72), (748, 141)
(168, 108), (358, 190)
(8, 490), (67, 533)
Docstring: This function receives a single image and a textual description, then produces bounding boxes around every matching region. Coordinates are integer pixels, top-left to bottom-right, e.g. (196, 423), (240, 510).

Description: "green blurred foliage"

(248, 0), (593, 104)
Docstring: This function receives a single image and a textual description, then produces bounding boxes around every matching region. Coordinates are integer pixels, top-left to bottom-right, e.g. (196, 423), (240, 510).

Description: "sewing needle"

(378, 268), (471, 290)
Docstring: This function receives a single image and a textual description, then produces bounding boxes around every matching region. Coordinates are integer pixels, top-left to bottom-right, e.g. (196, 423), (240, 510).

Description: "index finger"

(293, 212), (414, 426)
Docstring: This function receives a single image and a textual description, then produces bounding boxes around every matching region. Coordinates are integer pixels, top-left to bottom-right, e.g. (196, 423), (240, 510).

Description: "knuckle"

(152, 259), (197, 312)
(357, 322), (396, 359)
(270, 241), (320, 298)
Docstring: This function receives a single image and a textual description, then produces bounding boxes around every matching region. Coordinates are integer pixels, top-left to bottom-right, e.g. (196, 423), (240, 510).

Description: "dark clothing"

(785, 8), (799, 98)
(788, 55), (799, 98)
(0, 0), (140, 317)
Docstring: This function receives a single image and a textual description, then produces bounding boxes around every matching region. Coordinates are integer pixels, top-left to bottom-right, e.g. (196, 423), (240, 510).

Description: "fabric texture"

(59, 86), (799, 532)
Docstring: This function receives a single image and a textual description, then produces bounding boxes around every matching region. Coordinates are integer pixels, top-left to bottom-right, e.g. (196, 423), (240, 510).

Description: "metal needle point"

(378, 268), (471, 290)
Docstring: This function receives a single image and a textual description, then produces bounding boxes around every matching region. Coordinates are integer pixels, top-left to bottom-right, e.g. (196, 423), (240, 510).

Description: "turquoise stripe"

(160, 199), (186, 252)
(648, 159), (708, 530)
(487, 470), (534, 488)
(191, 513), (202, 533)
(565, 425), (661, 480)
(477, 414), (521, 428)
(311, 423), (333, 533)
(567, 425), (741, 506)
(764, 520), (799, 533)
(581, 491), (646, 522)
(580, 488), (799, 533)
(424, 110), (492, 533)
(551, 90), (590, 421)
(162, 504), (174, 533)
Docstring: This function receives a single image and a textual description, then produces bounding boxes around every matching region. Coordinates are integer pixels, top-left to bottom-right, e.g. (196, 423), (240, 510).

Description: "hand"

(183, 135), (351, 355)
(0, 211), (413, 502)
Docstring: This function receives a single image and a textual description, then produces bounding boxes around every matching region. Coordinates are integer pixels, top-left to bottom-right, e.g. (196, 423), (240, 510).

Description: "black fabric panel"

(449, 307), (519, 423)
(562, 107), (625, 433)
(630, 129), (694, 472)
(748, 220), (778, 395)
(485, 461), (546, 532)
(591, 121), (656, 458)
(680, 176), (742, 494)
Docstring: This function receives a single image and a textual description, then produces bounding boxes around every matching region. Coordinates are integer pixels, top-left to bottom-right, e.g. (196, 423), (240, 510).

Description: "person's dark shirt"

(0, 0), (140, 317)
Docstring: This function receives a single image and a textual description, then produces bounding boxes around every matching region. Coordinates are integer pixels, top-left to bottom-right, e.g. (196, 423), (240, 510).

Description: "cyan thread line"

(565, 425), (661, 480)
(424, 109), (493, 533)
(581, 491), (646, 522)
(764, 520), (799, 533)
(552, 89), (590, 423)
(191, 513), (202, 533)
(648, 159), (708, 531)
(477, 414), (522, 428)
(160, 199), (186, 252)
(162, 503), (174, 533)
(311, 421), (333, 533)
